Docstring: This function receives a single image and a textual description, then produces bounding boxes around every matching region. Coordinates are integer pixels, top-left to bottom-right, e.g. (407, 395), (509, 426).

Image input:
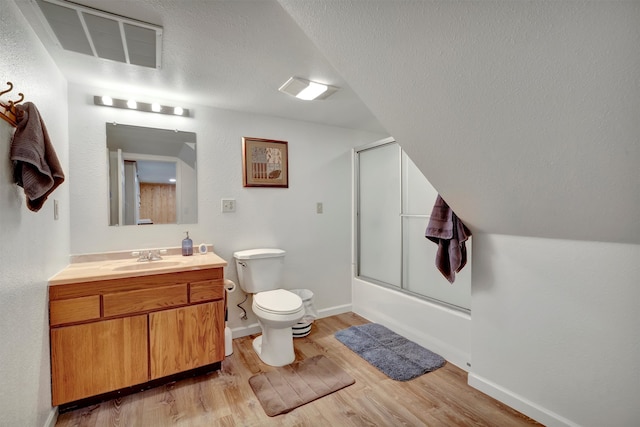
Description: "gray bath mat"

(335, 323), (445, 381)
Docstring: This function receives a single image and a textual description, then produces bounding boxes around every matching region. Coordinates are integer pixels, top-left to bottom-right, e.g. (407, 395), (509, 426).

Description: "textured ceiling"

(16, 0), (640, 244)
(279, 1), (640, 244)
(17, 0), (386, 133)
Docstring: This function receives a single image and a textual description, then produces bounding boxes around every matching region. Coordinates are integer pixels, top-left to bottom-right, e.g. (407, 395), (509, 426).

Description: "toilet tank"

(233, 248), (285, 293)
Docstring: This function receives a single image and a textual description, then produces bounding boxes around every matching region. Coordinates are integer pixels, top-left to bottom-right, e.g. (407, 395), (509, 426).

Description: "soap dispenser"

(182, 231), (193, 256)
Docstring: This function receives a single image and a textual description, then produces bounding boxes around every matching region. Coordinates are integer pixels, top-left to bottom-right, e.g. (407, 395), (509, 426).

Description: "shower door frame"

(354, 137), (471, 314)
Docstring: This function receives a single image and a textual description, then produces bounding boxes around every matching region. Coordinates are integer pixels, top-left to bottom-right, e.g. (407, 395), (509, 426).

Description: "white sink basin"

(111, 261), (183, 272)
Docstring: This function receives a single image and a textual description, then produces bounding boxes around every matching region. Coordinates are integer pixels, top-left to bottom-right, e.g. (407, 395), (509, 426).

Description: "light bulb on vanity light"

(93, 96), (190, 117)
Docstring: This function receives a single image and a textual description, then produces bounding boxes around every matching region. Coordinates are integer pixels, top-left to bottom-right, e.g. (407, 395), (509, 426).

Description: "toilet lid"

(254, 289), (303, 315)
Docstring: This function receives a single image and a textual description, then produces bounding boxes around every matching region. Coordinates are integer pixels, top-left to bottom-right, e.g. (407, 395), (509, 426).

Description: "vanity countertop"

(49, 252), (228, 286)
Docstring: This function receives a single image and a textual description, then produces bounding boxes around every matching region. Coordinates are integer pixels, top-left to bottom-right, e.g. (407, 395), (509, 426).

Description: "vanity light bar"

(93, 96), (190, 117)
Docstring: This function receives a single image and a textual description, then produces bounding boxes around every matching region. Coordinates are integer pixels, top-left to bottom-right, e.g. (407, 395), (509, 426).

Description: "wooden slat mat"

(249, 355), (355, 416)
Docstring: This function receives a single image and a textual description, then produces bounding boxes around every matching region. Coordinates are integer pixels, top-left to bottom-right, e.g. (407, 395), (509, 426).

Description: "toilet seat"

(254, 289), (302, 315)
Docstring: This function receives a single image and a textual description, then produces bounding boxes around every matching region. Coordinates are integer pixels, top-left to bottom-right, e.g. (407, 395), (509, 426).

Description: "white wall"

(68, 83), (385, 332)
(0, 1), (69, 426)
(469, 234), (640, 427)
(279, 0), (640, 244)
(280, 2), (640, 425)
(354, 235), (640, 427)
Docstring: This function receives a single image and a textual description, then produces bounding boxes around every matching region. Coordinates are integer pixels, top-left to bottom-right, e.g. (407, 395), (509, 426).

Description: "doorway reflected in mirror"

(106, 123), (197, 226)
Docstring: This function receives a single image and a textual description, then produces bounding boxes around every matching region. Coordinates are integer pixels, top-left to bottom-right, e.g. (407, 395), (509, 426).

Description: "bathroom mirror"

(106, 123), (197, 226)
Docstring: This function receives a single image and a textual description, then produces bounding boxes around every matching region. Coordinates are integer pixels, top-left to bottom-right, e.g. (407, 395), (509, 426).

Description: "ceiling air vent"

(35, 0), (162, 69)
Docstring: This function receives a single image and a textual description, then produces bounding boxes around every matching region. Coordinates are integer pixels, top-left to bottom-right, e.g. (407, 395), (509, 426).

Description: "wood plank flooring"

(55, 312), (541, 426)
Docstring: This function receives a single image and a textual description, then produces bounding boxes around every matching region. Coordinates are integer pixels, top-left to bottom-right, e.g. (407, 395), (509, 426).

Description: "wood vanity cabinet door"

(50, 315), (149, 406)
(149, 301), (224, 379)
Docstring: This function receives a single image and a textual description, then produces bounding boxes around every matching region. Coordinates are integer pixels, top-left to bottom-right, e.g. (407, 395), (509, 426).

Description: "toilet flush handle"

(238, 261), (247, 267)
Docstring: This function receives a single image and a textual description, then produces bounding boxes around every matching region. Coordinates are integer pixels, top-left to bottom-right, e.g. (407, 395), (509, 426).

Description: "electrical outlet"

(221, 199), (236, 213)
(316, 202), (323, 214)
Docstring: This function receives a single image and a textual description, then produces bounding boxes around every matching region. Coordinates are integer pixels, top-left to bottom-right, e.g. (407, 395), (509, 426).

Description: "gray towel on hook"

(425, 195), (471, 283)
(10, 102), (65, 212)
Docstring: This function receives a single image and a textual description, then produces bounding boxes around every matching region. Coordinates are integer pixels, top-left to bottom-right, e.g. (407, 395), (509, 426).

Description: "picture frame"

(242, 137), (289, 188)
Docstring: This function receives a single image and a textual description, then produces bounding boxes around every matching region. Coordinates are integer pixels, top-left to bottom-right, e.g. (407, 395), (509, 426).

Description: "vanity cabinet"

(50, 316), (148, 405)
(49, 268), (225, 407)
(149, 301), (222, 379)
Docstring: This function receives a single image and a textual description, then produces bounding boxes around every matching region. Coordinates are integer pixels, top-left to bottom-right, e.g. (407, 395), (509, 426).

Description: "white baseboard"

(317, 303), (351, 319)
(229, 304), (352, 339)
(230, 322), (261, 338)
(468, 373), (579, 427)
(44, 407), (58, 427)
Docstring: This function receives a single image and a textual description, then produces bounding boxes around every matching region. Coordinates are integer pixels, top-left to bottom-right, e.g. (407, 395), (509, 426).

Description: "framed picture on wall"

(242, 137), (289, 188)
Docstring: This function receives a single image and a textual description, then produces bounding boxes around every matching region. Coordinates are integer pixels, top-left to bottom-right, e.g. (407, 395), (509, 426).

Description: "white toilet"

(233, 248), (304, 366)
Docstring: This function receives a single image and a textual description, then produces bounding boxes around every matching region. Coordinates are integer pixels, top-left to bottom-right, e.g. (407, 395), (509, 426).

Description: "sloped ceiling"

(16, 0), (386, 133)
(279, 1), (640, 244)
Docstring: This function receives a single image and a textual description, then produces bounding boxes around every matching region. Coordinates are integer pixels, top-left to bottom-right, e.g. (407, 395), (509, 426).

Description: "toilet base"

(252, 326), (296, 367)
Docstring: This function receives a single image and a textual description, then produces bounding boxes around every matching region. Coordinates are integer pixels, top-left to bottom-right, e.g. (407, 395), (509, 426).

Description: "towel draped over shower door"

(425, 195), (471, 283)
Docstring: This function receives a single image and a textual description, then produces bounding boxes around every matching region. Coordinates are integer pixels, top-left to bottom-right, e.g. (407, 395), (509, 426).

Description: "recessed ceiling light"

(279, 77), (339, 101)
(296, 81), (328, 100)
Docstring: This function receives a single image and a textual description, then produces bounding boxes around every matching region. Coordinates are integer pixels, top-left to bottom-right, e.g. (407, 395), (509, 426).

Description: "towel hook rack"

(8, 92), (25, 107)
(0, 81), (25, 127)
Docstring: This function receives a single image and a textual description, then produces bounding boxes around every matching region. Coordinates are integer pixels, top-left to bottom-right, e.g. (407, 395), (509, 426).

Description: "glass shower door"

(401, 153), (471, 311)
(356, 139), (471, 312)
(357, 142), (401, 288)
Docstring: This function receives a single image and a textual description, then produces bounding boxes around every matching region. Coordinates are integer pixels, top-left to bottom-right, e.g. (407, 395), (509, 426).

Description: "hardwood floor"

(55, 312), (541, 426)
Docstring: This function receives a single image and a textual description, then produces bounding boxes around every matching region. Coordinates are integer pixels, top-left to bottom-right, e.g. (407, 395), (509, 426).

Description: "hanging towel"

(425, 195), (471, 283)
(10, 102), (65, 212)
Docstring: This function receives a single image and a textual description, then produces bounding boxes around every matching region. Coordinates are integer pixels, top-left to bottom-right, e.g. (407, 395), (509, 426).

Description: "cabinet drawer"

(190, 280), (224, 303)
(103, 284), (188, 317)
(50, 295), (101, 326)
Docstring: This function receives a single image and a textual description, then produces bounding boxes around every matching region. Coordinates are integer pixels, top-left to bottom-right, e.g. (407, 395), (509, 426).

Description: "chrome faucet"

(137, 250), (163, 262)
